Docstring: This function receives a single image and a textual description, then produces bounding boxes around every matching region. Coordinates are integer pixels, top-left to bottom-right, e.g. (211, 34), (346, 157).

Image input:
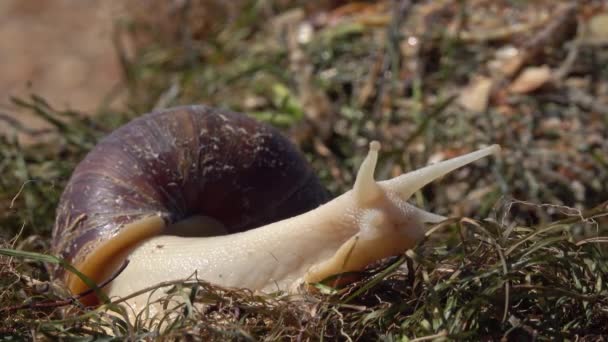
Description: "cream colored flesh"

(108, 196), (352, 309)
(105, 143), (500, 313)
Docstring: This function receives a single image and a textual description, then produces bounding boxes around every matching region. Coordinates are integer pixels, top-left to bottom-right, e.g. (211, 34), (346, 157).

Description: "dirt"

(0, 0), (124, 142)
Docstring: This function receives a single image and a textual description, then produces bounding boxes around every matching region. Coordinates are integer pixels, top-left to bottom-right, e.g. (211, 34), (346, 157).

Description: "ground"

(0, 0), (122, 142)
(1, 0), (608, 340)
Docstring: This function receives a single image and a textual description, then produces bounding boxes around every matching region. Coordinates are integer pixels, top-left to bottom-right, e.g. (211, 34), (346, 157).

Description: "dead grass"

(2, 201), (607, 340)
(1, 0), (608, 340)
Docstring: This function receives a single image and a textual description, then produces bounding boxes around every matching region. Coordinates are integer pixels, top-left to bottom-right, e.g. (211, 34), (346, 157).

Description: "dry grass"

(1, 0), (608, 340)
(2, 202), (608, 339)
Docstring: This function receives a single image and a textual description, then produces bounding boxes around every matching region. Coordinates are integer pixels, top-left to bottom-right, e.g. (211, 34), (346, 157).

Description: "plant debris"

(1, 0), (608, 340)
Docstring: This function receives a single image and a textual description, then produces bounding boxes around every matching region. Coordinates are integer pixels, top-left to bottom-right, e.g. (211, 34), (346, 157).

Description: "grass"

(2, 202), (607, 339)
(1, 0), (608, 340)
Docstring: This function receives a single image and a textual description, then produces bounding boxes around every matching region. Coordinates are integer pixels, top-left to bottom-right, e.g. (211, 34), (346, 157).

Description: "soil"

(0, 0), (124, 142)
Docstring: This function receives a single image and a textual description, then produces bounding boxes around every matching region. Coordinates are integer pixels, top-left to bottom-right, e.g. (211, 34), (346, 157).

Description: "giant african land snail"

(51, 105), (500, 312)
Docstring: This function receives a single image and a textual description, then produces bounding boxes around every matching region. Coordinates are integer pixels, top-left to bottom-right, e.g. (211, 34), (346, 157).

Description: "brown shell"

(51, 105), (329, 291)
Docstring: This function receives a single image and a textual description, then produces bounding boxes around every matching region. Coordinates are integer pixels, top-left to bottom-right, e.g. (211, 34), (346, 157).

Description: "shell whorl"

(51, 105), (329, 285)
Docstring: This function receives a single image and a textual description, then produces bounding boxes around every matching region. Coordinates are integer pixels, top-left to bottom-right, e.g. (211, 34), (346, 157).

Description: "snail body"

(52, 105), (329, 304)
(51, 105), (500, 312)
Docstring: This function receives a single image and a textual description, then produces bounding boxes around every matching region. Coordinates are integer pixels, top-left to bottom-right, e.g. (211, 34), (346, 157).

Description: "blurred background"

(0, 1), (122, 140)
(1, 1), (608, 339)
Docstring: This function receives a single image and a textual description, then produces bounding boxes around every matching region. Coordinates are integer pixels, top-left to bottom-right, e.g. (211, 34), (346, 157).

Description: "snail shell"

(51, 105), (329, 300)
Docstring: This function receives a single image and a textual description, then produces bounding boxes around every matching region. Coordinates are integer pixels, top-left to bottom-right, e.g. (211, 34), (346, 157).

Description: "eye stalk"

(384, 144), (501, 199)
(353, 141), (382, 206)
(304, 142), (501, 284)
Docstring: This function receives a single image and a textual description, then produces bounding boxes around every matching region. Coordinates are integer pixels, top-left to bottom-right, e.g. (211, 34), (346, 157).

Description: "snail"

(51, 105), (500, 312)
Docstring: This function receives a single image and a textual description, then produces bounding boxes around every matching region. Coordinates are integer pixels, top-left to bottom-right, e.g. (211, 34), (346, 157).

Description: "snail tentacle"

(386, 144), (501, 198)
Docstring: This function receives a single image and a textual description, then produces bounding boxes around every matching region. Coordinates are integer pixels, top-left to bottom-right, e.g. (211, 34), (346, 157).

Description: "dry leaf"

(509, 65), (552, 94)
(458, 76), (494, 113)
(500, 54), (526, 77)
(587, 12), (608, 44)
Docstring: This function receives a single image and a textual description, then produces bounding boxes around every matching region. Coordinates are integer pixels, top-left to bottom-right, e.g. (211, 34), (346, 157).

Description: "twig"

(10, 180), (36, 209)
(74, 259), (131, 299)
(552, 29), (581, 82)
(403, 94), (456, 147)
(409, 330), (448, 342)
(511, 284), (603, 302)
(372, 0), (412, 118)
(0, 259), (130, 313)
(502, 2), (578, 77)
(0, 113), (53, 136)
(459, 21), (547, 44)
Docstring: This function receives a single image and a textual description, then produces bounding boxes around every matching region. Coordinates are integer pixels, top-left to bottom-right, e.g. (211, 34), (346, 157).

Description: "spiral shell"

(51, 105), (329, 292)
